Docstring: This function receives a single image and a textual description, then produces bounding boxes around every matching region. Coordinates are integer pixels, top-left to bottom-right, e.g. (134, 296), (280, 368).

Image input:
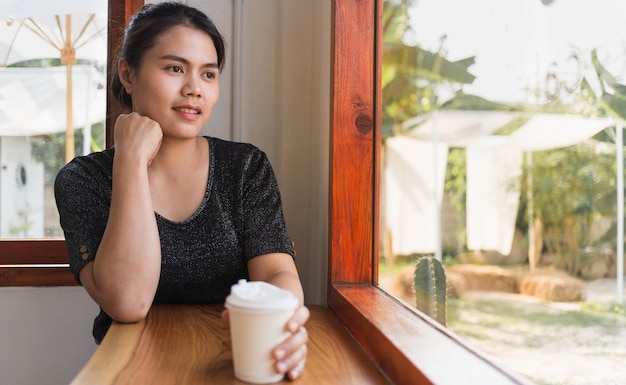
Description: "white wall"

(0, 1), (330, 384)
(234, 0), (330, 305)
(0, 287), (99, 385)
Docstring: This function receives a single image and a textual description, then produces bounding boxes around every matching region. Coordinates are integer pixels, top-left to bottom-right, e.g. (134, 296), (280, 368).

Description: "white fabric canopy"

(0, 65), (106, 136)
(384, 136), (448, 255)
(384, 110), (614, 257)
(511, 115), (614, 151)
(402, 110), (518, 147)
(466, 136), (523, 255)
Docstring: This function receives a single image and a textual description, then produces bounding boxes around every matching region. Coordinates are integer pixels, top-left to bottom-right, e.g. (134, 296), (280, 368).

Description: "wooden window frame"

(1, 1), (526, 382)
(327, 1), (526, 384)
(0, 0), (143, 286)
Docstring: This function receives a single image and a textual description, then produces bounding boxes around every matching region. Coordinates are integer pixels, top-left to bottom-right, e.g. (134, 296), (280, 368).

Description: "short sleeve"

(54, 153), (113, 284)
(241, 149), (295, 261)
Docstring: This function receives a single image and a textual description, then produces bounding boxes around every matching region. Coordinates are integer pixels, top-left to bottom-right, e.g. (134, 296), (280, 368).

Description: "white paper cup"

(225, 279), (299, 384)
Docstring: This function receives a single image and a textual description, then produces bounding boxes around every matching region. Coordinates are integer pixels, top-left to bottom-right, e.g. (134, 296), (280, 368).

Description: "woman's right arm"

(79, 113), (163, 323)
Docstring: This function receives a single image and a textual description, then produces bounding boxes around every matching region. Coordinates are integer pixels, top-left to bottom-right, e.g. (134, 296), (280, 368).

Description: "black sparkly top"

(54, 136), (294, 343)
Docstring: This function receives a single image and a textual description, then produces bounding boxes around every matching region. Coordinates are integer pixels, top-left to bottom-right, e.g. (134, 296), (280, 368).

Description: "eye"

(203, 71), (217, 80)
(168, 65), (183, 73)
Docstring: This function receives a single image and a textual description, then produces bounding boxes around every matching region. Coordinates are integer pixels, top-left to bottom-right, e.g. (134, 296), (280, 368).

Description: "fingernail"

(288, 321), (298, 331)
(275, 348), (286, 360)
(277, 361), (288, 373)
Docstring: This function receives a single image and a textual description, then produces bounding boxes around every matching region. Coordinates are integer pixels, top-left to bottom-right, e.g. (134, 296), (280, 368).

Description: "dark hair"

(111, 2), (226, 109)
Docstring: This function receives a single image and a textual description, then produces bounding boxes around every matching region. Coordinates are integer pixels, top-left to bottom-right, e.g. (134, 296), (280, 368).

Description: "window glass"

(379, 1), (626, 384)
(0, 1), (107, 238)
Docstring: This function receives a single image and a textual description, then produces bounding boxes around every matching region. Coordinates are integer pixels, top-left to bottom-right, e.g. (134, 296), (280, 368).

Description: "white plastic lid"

(225, 279), (299, 313)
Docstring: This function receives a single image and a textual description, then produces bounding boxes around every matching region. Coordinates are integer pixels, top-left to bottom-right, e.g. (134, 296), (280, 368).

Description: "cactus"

(413, 256), (447, 326)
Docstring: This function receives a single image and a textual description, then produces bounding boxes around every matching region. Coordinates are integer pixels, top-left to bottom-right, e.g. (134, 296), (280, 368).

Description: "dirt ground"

(455, 289), (626, 385)
(379, 276), (626, 385)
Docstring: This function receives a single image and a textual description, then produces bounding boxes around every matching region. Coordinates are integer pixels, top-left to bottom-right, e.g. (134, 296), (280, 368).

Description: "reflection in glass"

(0, 1), (107, 238)
(380, 1), (626, 383)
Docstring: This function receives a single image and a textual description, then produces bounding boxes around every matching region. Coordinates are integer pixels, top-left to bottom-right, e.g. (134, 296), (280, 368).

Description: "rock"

(445, 270), (466, 298)
(579, 247), (611, 280)
(519, 268), (585, 302)
(580, 257), (609, 280)
(393, 265), (415, 301)
(446, 264), (519, 293)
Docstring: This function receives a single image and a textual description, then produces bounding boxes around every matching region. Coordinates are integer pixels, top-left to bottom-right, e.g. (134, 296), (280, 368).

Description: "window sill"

(0, 265), (76, 286)
(0, 240), (75, 286)
(328, 284), (529, 385)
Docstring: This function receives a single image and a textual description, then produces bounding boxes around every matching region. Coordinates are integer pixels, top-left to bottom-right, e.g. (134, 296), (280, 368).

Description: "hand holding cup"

(225, 280), (306, 383)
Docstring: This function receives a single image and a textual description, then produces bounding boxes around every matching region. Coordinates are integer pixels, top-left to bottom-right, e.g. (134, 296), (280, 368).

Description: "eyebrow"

(158, 54), (219, 69)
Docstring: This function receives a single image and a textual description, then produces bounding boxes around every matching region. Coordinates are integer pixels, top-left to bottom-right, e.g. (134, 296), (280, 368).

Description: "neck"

(149, 136), (207, 178)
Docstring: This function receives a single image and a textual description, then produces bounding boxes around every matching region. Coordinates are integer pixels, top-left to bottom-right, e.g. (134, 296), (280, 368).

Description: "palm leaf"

(384, 43), (476, 84)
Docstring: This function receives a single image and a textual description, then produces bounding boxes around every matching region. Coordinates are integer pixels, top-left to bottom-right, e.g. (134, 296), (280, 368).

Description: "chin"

(166, 131), (205, 140)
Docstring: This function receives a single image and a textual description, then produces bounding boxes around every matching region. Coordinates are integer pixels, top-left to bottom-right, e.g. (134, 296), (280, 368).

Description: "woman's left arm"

(247, 253), (309, 380)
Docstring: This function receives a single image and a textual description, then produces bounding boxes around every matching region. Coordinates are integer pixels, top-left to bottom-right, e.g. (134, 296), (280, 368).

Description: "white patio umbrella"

(0, 0), (107, 162)
(0, 65), (106, 136)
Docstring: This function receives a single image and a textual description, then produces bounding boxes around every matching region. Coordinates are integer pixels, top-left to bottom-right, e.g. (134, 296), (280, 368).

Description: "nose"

(182, 75), (202, 97)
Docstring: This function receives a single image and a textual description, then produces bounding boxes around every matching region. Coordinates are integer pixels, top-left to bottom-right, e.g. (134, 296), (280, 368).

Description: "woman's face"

(121, 25), (220, 139)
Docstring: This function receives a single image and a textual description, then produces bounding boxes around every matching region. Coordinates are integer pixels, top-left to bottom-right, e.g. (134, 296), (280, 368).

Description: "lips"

(174, 105), (201, 114)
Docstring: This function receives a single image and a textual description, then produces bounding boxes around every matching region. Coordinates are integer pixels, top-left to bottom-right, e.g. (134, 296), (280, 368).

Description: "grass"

(446, 294), (626, 384)
(448, 296), (626, 331)
(378, 258), (414, 275)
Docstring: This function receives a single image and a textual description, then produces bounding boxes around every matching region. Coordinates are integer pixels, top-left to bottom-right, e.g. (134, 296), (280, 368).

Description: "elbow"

(115, 315), (147, 324)
(104, 295), (152, 324)
(83, 267), (157, 323)
(109, 303), (151, 324)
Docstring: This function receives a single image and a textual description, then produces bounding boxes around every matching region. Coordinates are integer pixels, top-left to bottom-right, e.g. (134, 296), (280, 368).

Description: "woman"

(55, 2), (309, 380)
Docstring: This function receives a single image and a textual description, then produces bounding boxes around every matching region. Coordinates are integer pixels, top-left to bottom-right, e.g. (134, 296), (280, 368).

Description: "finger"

(275, 344), (307, 376)
(287, 356), (306, 380)
(221, 309), (230, 323)
(274, 326), (308, 361)
(146, 135), (162, 166)
(287, 306), (310, 332)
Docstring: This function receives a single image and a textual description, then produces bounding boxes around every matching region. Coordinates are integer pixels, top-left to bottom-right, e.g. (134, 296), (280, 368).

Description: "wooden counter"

(70, 304), (390, 385)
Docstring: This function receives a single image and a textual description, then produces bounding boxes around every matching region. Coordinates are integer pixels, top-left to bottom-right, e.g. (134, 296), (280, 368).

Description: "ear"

(118, 58), (134, 94)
